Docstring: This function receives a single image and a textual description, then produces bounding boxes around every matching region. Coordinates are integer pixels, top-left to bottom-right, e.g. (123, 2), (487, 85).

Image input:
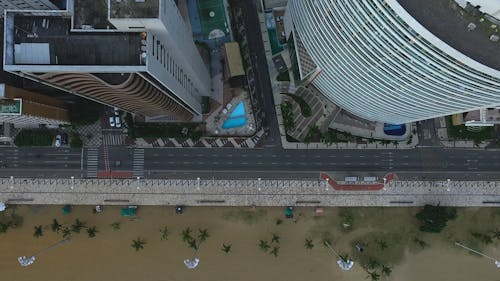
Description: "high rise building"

(0, 83), (69, 127)
(0, 0), (60, 16)
(3, 0), (211, 121)
(285, 0), (500, 124)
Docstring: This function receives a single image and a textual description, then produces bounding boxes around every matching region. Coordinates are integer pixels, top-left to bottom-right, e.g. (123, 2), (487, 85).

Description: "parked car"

(109, 116), (115, 127)
(61, 133), (68, 145)
(115, 116), (121, 128)
(55, 135), (62, 147)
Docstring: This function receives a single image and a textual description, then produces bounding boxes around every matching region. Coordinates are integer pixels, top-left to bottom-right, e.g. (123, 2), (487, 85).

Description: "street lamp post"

(324, 241), (354, 271)
(70, 176), (74, 190)
(455, 242), (500, 268)
(258, 177), (261, 191)
(136, 176), (141, 190)
(18, 238), (70, 267)
(196, 177), (200, 191)
(9, 176), (13, 189)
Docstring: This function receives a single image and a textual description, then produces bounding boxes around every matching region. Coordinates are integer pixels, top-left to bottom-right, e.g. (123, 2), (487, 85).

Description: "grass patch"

(276, 71), (290, 82)
(14, 129), (53, 147)
(446, 116), (493, 144)
(283, 93), (311, 117)
(280, 101), (294, 133)
(128, 121), (202, 140)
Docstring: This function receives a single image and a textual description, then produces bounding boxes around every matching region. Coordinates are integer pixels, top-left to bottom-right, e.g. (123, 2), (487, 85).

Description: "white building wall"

(108, 0), (211, 115)
(287, 0), (500, 124)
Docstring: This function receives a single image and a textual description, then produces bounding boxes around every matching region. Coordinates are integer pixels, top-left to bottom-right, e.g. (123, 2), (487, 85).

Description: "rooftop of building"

(12, 15), (143, 66)
(73, 0), (115, 30)
(397, 0), (500, 71)
(109, 0), (159, 19)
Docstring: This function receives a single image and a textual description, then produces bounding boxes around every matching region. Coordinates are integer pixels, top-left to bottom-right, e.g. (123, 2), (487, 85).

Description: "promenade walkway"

(0, 177), (499, 207)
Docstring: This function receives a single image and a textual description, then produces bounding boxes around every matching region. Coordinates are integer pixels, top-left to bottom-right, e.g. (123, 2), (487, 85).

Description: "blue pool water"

(383, 123), (406, 136)
(222, 101), (247, 129)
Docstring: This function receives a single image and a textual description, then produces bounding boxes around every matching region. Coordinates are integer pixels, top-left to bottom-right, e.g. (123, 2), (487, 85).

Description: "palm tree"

(51, 219), (61, 233)
(271, 233), (280, 244)
(275, 218), (283, 225)
(181, 227), (193, 242)
(259, 240), (270, 252)
(198, 228), (210, 242)
(381, 265), (392, 276)
(71, 219), (86, 233)
(110, 222), (121, 230)
(377, 240), (388, 251)
(270, 246), (280, 257)
(491, 229), (500, 240)
(366, 258), (380, 270)
(304, 239), (314, 250)
(61, 226), (72, 238)
(131, 238), (146, 251)
(366, 271), (380, 281)
(221, 243), (232, 254)
(87, 226), (98, 238)
(160, 226), (169, 240)
(188, 238), (198, 250)
(33, 225), (43, 238)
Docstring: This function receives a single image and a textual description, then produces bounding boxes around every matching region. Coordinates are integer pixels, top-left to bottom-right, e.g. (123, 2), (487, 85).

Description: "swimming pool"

(383, 123), (406, 136)
(222, 101), (247, 129)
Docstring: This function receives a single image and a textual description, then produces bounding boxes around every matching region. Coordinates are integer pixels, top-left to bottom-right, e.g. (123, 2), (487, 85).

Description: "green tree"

(110, 222), (121, 230)
(366, 270), (381, 281)
(181, 227), (193, 242)
(366, 258), (380, 270)
(304, 239), (314, 250)
(33, 225), (43, 238)
(198, 228), (209, 242)
(160, 226), (169, 240)
(221, 243), (232, 254)
(270, 246), (280, 257)
(51, 219), (61, 233)
(415, 204), (457, 233)
(131, 238), (146, 251)
(69, 133), (83, 148)
(491, 229), (500, 240)
(381, 265), (392, 276)
(87, 226), (98, 238)
(71, 219), (86, 233)
(61, 226), (72, 238)
(377, 240), (388, 251)
(259, 240), (270, 252)
(271, 233), (280, 244)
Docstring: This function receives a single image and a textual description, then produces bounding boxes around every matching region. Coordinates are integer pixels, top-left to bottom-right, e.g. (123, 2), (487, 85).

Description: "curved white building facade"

(287, 0), (500, 124)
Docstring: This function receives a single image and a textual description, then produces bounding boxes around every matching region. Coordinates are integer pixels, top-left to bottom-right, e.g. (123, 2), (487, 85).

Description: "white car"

(55, 135), (61, 147)
(109, 116), (115, 127)
(115, 116), (121, 128)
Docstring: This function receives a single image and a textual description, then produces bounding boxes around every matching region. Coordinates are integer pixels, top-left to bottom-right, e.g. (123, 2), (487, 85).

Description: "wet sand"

(0, 206), (498, 281)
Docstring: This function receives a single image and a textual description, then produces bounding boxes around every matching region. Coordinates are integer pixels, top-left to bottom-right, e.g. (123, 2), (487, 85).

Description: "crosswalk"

(133, 148), (144, 178)
(86, 148), (99, 178)
(103, 134), (126, 146)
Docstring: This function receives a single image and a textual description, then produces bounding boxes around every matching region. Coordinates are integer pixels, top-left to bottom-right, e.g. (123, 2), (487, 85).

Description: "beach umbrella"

(0, 202), (6, 212)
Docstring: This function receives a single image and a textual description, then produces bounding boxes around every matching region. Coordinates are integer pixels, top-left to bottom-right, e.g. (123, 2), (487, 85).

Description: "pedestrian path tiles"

(133, 148), (145, 178)
(86, 148), (99, 178)
(138, 130), (264, 149)
(103, 134), (127, 146)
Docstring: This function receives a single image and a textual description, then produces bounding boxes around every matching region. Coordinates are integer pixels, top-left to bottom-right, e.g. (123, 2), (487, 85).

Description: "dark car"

(61, 133), (69, 145)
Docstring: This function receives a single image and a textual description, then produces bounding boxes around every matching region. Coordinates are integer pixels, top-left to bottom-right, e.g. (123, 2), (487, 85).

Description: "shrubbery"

(14, 129), (53, 147)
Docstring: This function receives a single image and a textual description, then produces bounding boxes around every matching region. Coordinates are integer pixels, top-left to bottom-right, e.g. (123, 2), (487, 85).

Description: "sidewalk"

(135, 129), (264, 148)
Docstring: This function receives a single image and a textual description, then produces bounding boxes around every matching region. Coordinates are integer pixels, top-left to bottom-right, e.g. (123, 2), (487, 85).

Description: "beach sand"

(0, 206), (498, 281)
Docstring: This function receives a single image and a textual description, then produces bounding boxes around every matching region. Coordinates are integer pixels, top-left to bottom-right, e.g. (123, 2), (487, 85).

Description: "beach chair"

(121, 205), (137, 217)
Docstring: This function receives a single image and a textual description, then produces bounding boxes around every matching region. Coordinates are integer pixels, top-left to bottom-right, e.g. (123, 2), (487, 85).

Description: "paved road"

(238, 0), (281, 147)
(1, 147), (500, 180)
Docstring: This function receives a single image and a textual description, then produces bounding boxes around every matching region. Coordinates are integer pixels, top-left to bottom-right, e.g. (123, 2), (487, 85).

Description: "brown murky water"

(0, 206), (498, 281)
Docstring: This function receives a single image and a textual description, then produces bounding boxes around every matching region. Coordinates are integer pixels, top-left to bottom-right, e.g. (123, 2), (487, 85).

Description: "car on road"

(61, 133), (68, 145)
(113, 107), (119, 115)
(109, 116), (115, 127)
(55, 135), (62, 147)
(115, 116), (121, 128)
